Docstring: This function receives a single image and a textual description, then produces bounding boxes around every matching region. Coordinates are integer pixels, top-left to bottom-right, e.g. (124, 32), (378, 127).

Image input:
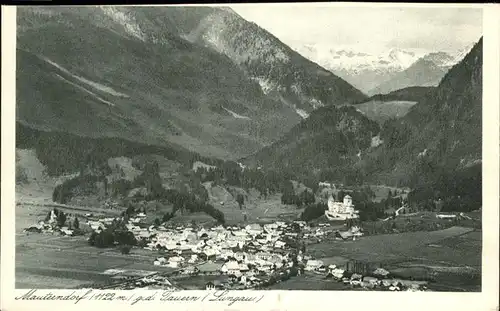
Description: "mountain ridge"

(368, 58), (447, 95)
(16, 6), (365, 162)
(292, 42), (475, 95)
(172, 7), (367, 111)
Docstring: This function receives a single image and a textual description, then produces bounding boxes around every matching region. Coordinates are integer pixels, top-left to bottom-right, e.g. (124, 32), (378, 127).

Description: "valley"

(13, 6), (483, 293)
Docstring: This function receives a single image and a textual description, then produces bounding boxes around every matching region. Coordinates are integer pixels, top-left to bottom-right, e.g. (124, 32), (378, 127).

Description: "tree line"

(129, 161), (226, 224)
(88, 218), (137, 254)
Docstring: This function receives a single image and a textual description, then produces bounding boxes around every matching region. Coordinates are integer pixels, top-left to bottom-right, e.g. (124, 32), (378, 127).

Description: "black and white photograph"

(4, 3), (495, 298)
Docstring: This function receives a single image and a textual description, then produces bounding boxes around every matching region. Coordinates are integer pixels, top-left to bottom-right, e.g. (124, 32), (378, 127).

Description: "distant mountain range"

(293, 43), (475, 95)
(368, 59), (447, 95)
(16, 6), (366, 161)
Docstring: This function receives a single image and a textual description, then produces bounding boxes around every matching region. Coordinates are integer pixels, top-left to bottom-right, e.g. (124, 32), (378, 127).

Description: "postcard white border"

(2, 3), (499, 311)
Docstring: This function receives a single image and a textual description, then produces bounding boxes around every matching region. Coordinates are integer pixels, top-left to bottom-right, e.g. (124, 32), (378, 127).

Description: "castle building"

(325, 195), (359, 220)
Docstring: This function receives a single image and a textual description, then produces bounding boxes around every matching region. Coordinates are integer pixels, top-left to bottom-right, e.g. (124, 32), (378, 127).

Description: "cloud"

(231, 6), (482, 53)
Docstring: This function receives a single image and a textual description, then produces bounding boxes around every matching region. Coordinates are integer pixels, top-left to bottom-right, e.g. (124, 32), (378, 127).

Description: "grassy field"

(355, 100), (417, 124)
(308, 226), (476, 262)
(266, 273), (349, 290)
(306, 226), (481, 291)
(15, 230), (175, 289)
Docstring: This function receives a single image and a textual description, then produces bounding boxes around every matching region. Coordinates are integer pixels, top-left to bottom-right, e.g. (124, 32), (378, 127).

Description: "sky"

(230, 5), (483, 54)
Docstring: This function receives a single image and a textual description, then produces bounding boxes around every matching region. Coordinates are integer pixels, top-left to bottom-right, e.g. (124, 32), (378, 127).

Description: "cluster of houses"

(142, 222), (304, 280)
(23, 209), (76, 236)
(24, 221), (75, 236)
(323, 265), (427, 291)
(112, 275), (180, 290)
(85, 215), (329, 289)
(78, 209), (426, 291)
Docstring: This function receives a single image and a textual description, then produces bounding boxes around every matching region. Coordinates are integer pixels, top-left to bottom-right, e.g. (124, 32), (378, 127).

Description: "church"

(325, 194), (359, 220)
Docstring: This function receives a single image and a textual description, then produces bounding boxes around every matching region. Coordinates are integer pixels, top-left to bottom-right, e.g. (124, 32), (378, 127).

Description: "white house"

(219, 249), (235, 260)
(182, 266), (198, 275)
(205, 282), (216, 290)
(245, 224), (263, 236)
(305, 260), (324, 271)
(240, 275), (248, 285)
(318, 182), (333, 188)
(234, 252), (246, 261)
(436, 214), (457, 219)
(154, 257), (167, 266)
(60, 228), (74, 236)
(197, 228), (208, 238)
(168, 256), (185, 268)
(264, 223), (278, 232)
(328, 265), (346, 278)
(244, 254), (257, 264)
(203, 247), (219, 258)
(188, 254), (199, 264)
(88, 221), (106, 231)
(256, 252), (272, 261)
(238, 263), (249, 272)
(221, 260), (240, 275)
(274, 241), (286, 249)
(373, 268), (390, 277)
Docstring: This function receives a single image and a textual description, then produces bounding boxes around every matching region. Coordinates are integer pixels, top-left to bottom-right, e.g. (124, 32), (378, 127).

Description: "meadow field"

(15, 202), (176, 289)
(307, 226), (481, 291)
(15, 231), (178, 288)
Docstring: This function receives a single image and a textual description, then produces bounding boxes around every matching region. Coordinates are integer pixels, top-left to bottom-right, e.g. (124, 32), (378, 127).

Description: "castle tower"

(343, 195), (353, 207)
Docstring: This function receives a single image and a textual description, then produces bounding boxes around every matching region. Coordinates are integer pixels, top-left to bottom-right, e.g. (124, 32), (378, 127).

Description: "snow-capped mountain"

(369, 59), (447, 95)
(294, 45), (422, 73)
(292, 43), (476, 95)
(292, 44), (425, 93)
(449, 43), (475, 67)
(382, 48), (422, 69)
(368, 44), (476, 95)
(421, 52), (455, 68)
(420, 43), (474, 69)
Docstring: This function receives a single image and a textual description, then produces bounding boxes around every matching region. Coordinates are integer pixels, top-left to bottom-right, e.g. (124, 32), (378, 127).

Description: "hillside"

(17, 6), (366, 162)
(15, 122), (208, 176)
(369, 59), (447, 95)
(242, 105), (380, 183)
(360, 37), (482, 191)
(165, 7), (367, 115)
(359, 86), (435, 104)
